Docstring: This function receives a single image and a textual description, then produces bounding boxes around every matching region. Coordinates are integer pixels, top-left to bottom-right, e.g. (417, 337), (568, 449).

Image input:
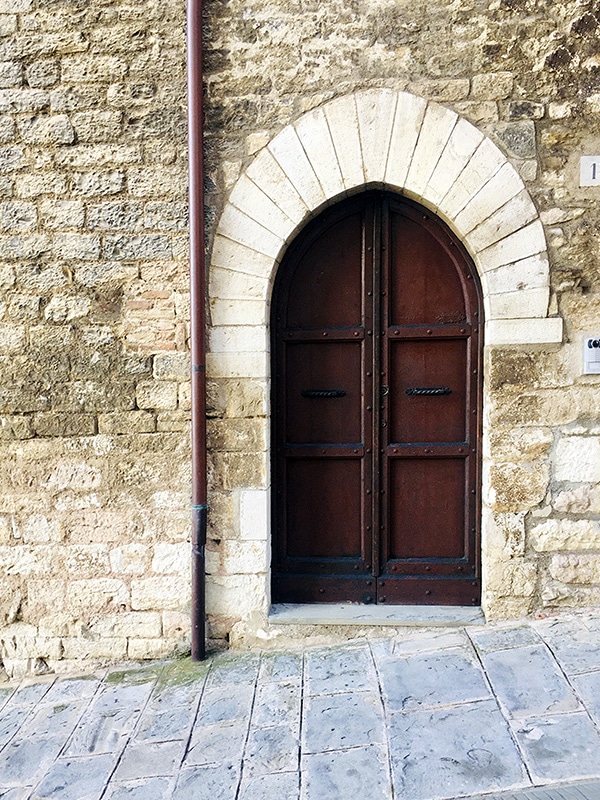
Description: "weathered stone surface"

(529, 519), (600, 552)
(389, 701), (523, 799)
(488, 461), (549, 511)
(550, 554), (600, 584)
(0, 0), (598, 667)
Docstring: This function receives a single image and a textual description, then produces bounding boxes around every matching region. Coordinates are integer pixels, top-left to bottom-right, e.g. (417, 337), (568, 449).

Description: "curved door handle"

(301, 389), (347, 398)
(405, 386), (452, 396)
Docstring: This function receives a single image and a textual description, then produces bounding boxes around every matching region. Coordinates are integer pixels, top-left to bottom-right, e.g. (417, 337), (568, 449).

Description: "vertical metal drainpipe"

(187, 0), (207, 661)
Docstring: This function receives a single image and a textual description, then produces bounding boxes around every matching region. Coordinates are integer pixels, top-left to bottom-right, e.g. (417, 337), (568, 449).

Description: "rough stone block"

(67, 578), (129, 612)
(471, 72), (513, 99)
(128, 637), (181, 660)
(44, 295), (90, 322)
(151, 542), (189, 575)
(0, 114), (14, 144)
(0, 145), (25, 173)
(156, 411), (190, 432)
(550, 554), (600, 584)
(143, 200), (188, 232)
(64, 544), (110, 576)
(153, 351), (189, 381)
(555, 437), (600, 483)
(0, 322), (25, 351)
(17, 114), (74, 145)
(25, 59), (60, 88)
(0, 544), (52, 575)
(62, 636), (128, 660)
(71, 170), (126, 197)
(62, 55), (127, 84)
(509, 100), (544, 119)
(530, 519), (600, 552)
(128, 167), (187, 198)
(54, 232), (101, 260)
(33, 412), (96, 437)
(87, 202), (143, 231)
(0, 60), (21, 88)
(409, 78), (470, 101)
(0, 414), (34, 439)
(103, 233), (172, 260)
(7, 292), (40, 320)
(98, 411), (155, 435)
(489, 461), (549, 511)
(21, 514), (62, 544)
(162, 610), (190, 639)
(136, 380), (178, 410)
(52, 380), (135, 413)
(107, 544), (148, 576)
(39, 199), (84, 229)
(493, 120), (537, 160)
(207, 418), (266, 453)
(71, 110), (123, 143)
(0, 0), (31, 11)
(89, 611), (162, 639)
(0, 88), (49, 113)
(131, 577), (186, 611)
(15, 173), (67, 197)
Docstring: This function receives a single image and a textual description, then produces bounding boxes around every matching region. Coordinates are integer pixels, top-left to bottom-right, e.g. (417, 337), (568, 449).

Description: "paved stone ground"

(2, 612), (600, 799)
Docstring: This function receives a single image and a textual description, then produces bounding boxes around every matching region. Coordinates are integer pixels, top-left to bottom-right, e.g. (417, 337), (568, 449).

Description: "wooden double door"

(272, 192), (482, 606)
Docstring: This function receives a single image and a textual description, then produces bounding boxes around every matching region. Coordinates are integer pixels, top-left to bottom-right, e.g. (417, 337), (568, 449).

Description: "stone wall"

(201, 0), (600, 635)
(1, 0), (600, 672)
(0, 0), (192, 676)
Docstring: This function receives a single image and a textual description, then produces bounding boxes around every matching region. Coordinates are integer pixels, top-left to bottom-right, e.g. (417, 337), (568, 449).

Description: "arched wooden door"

(271, 191), (483, 606)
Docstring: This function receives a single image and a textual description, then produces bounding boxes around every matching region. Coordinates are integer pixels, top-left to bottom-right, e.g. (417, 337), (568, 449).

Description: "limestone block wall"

(201, 0), (600, 636)
(0, 0), (192, 676)
(1, 0), (600, 671)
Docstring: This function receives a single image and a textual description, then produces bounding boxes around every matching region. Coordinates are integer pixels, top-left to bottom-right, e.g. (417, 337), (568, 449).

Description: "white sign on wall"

(583, 336), (600, 374)
(580, 156), (600, 187)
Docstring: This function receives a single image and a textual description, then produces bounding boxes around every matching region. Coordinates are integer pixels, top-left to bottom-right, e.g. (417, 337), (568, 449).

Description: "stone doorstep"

(468, 778), (600, 799)
(269, 603), (485, 627)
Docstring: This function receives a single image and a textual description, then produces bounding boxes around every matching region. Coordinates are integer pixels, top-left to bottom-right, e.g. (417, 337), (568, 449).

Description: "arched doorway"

(271, 191), (483, 606)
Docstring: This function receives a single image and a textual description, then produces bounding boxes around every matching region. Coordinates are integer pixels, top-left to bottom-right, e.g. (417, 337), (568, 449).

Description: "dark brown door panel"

(272, 191), (482, 606)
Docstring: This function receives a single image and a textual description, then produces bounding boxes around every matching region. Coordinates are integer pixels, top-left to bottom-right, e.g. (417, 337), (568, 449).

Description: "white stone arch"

(207, 88), (563, 625)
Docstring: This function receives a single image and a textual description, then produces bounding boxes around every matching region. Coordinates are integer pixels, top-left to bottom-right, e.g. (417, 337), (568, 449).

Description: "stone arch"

(206, 88), (563, 624)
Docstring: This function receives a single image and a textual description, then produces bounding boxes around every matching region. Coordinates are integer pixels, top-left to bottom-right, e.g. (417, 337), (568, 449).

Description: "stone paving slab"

(471, 779), (600, 799)
(0, 612), (600, 799)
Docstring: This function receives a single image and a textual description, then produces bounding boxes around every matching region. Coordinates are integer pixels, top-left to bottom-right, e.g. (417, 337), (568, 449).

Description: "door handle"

(301, 389), (347, 398)
(405, 387), (452, 396)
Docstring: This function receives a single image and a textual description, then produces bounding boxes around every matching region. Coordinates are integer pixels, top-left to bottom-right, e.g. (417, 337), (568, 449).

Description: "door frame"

(206, 89), (562, 630)
(270, 190), (484, 606)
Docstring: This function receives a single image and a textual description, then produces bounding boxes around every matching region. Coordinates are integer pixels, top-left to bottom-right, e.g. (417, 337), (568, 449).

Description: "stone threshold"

(269, 603), (485, 627)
